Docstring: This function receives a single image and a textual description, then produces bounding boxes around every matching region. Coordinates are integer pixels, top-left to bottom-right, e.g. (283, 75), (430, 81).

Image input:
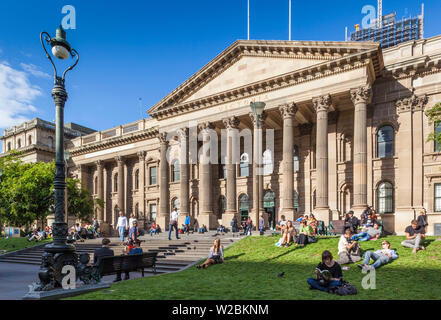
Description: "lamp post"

(250, 102), (265, 229)
(64, 150), (70, 225)
(0, 168), (3, 236)
(34, 26), (79, 291)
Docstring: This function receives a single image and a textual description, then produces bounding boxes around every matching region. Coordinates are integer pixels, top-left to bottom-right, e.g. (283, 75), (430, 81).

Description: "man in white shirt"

(117, 211), (129, 244)
(337, 228), (362, 265)
(168, 207), (180, 240)
(129, 214), (137, 228)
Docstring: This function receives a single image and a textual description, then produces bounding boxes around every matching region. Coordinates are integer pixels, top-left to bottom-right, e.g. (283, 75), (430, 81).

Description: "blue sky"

(0, 0), (439, 139)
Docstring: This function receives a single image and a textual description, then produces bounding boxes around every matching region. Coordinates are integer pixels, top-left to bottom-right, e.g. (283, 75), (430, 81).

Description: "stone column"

(299, 124), (313, 215)
(222, 116), (240, 226)
(115, 156), (125, 219)
(350, 85), (372, 214)
(279, 102), (298, 222)
(312, 94), (332, 225)
(249, 111), (267, 229)
(95, 160), (104, 222)
(198, 122), (215, 229)
(178, 128), (190, 227)
(157, 133), (170, 230)
(137, 151), (146, 226)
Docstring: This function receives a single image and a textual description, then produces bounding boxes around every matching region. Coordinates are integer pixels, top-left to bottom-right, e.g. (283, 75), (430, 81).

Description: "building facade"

(3, 36), (441, 235)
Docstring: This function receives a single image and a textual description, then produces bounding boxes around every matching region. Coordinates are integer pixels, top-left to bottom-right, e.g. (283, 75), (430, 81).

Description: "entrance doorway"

(239, 194), (249, 223)
(263, 190), (275, 229)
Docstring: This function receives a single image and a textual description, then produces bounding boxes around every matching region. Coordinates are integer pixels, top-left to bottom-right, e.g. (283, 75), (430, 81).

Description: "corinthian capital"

(197, 122), (215, 133)
(249, 111), (267, 127)
(158, 132), (168, 144)
(350, 85), (373, 105)
(177, 127), (189, 140)
(279, 102), (298, 119)
(95, 160), (103, 168)
(396, 94), (428, 114)
(312, 94), (332, 113)
(222, 116), (240, 130)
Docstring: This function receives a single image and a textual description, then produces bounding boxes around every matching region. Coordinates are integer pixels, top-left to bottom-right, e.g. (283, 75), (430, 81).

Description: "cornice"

(69, 127), (159, 157)
(0, 144), (55, 158)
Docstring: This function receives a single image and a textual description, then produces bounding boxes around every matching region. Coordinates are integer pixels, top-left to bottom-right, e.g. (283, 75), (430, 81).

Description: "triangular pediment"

(148, 40), (382, 117)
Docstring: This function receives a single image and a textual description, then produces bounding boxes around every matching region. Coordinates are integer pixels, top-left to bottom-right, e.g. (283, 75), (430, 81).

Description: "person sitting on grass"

(358, 240), (398, 270)
(343, 211), (359, 234)
(401, 219), (426, 254)
(308, 214), (318, 235)
(276, 215), (287, 233)
(280, 220), (296, 247)
(296, 220), (314, 247)
(307, 250), (342, 293)
(351, 222), (382, 242)
(336, 228), (362, 265)
(196, 238), (224, 269)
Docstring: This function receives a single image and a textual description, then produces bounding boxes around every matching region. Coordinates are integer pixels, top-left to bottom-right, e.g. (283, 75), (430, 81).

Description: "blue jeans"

(168, 223), (179, 239)
(363, 251), (390, 269)
(307, 278), (341, 292)
(118, 227), (125, 242)
(245, 225), (252, 235)
(351, 232), (370, 242)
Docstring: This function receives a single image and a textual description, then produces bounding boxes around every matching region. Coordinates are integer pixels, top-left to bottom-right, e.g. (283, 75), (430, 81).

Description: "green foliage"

(66, 178), (103, 222)
(425, 102), (441, 150)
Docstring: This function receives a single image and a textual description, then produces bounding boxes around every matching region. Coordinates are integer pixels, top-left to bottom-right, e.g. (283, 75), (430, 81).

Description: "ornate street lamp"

(34, 26), (79, 291)
(250, 101), (266, 229)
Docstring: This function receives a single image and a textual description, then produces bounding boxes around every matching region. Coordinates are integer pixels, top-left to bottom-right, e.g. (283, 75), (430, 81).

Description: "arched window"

(7, 142), (11, 151)
(294, 191), (299, 212)
(239, 194), (249, 221)
(293, 145), (299, 172)
(135, 169), (139, 190)
(435, 122), (441, 152)
(48, 136), (54, 149)
(377, 182), (393, 214)
(171, 197), (180, 211)
(94, 176), (98, 194)
(149, 203), (157, 221)
(114, 173), (118, 192)
(28, 135), (32, 146)
(218, 196), (226, 219)
(17, 139), (21, 148)
(240, 153), (249, 177)
(172, 160), (180, 182)
(263, 190), (275, 208)
(377, 125), (394, 158)
(135, 203), (139, 219)
(263, 149), (273, 175)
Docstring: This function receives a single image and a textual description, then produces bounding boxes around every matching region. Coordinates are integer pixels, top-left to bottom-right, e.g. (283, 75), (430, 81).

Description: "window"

(28, 135), (32, 145)
(240, 153), (249, 177)
(149, 167), (157, 185)
(17, 139), (21, 148)
(239, 194), (249, 221)
(114, 173), (118, 192)
(377, 126), (394, 158)
(149, 203), (157, 221)
(294, 145), (299, 172)
(171, 197), (180, 211)
(135, 203), (139, 219)
(218, 196), (226, 219)
(435, 184), (441, 212)
(135, 169), (139, 190)
(172, 160), (180, 182)
(294, 191), (299, 212)
(377, 182), (393, 213)
(48, 136), (54, 149)
(435, 123), (441, 152)
(263, 149), (273, 175)
(7, 142), (11, 151)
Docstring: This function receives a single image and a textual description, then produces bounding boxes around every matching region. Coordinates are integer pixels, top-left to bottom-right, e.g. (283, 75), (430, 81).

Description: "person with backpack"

(307, 250), (343, 292)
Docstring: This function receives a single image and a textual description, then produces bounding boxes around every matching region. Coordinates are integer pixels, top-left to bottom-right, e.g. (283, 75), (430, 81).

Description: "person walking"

(117, 211), (129, 245)
(184, 214), (191, 235)
(245, 217), (253, 236)
(168, 207), (180, 240)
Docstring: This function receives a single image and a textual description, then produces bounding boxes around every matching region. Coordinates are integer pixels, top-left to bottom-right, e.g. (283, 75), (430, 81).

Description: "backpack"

(333, 281), (357, 296)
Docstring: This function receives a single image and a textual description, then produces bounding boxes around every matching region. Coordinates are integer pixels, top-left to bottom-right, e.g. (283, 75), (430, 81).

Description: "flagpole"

(247, 0), (250, 40)
(289, 0), (291, 41)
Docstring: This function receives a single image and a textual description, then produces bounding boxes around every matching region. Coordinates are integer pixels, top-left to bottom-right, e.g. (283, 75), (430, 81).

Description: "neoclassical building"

(4, 36), (441, 236)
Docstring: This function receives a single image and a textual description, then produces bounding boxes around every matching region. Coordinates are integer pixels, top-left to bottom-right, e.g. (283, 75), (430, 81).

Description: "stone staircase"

(0, 236), (240, 275)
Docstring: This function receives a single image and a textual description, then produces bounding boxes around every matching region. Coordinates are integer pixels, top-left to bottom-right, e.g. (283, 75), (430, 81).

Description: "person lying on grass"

(280, 220), (296, 247)
(196, 238), (224, 269)
(351, 222), (381, 242)
(357, 240), (398, 270)
(307, 250), (342, 293)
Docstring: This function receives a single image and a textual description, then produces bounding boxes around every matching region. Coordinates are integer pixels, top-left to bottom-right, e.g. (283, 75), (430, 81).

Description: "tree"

(66, 178), (103, 222)
(426, 102), (441, 149)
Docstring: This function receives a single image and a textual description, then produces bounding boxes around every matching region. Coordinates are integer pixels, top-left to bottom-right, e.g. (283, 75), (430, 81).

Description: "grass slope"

(69, 235), (441, 300)
(0, 237), (50, 254)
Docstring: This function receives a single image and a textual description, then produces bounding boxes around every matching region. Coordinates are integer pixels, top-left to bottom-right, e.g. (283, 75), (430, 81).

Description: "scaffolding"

(350, 10), (424, 49)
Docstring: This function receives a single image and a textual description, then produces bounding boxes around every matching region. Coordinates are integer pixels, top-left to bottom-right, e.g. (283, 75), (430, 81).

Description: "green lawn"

(0, 237), (51, 254)
(69, 235), (441, 300)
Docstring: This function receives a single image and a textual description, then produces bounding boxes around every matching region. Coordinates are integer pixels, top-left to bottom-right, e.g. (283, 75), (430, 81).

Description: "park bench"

(93, 252), (158, 282)
(326, 220), (345, 236)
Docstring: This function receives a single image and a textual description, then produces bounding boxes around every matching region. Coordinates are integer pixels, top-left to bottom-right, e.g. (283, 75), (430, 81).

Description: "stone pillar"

(312, 94), (332, 225)
(178, 128), (190, 227)
(299, 124), (313, 215)
(137, 151), (146, 227)
(95, 160), (110, 235)
(249, 111), (267, 229)
(198, 122), (216, 229)
(350, 85), (372, 214)
(279, 102), (297, 222)
(115, 156), (124, 218)
(157, 133), (170, 230)
(222, 116), (240, 226)
(395, 94), (428, 234)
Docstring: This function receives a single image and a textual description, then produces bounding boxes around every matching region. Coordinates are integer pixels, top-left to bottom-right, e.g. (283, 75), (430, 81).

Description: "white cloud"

(20, 63), (51, 79)
(0, 62), (42, 128)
